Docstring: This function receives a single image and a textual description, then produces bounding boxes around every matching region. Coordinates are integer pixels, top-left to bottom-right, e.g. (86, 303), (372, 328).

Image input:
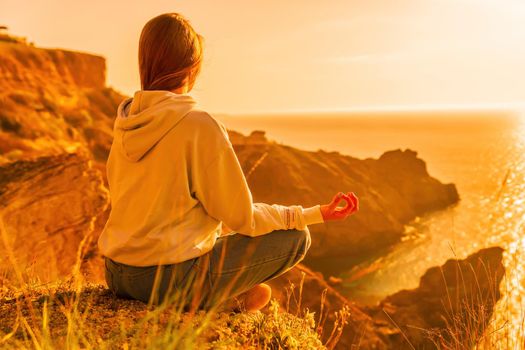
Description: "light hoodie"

(98, 90), (325, 266)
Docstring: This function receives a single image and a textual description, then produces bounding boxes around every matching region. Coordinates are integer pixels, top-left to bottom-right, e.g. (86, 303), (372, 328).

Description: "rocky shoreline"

(268, 247), (504, 349)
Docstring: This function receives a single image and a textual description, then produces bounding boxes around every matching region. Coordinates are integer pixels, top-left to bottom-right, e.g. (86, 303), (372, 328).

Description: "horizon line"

(212, 103), (525, 117)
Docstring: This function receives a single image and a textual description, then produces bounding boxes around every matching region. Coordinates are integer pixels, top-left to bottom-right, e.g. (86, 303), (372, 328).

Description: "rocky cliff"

(0, 40), (125, 179)
(367, 246), (505, 349)
(0, 151), (109, 283)
(268, 247), (505, 349)
(0, 41), (106, 90)
(0, 39), (485, 349)
(0, 39), (459, 280)
(229, 131), (459, 275)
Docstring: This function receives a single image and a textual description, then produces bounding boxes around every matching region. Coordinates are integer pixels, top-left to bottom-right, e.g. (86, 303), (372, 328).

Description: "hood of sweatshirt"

(113, 90), (197, 162)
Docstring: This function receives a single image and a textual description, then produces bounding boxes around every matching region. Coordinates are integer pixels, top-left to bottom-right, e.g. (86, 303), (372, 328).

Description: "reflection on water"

(342, 117), (525, 347)
(218, 110), (525, 348)
(490, 120), (525, 347)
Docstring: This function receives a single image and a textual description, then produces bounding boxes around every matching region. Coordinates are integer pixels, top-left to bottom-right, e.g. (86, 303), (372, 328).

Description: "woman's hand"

(320, 191), (359, 221)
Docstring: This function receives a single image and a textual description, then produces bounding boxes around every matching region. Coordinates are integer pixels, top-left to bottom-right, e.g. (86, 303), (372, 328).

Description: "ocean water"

(216, 110), (525, 346)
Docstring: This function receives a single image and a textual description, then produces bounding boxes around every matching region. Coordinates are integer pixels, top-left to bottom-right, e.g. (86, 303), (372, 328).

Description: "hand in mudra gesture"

(320, 191), (359, 221)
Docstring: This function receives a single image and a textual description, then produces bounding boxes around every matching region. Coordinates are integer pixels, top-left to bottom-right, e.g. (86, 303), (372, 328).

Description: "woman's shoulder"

(182, 108), (230, 140)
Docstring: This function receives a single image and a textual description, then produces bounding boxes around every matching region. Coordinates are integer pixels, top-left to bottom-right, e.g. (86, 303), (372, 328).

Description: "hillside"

(0, 40), (125, 177)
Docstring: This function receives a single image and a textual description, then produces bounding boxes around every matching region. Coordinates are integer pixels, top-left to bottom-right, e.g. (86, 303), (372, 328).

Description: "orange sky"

(2, 0), (525, 114)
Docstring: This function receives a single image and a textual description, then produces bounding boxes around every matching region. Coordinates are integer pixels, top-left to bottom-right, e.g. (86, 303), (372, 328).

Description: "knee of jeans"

(295, 227), (311, 260)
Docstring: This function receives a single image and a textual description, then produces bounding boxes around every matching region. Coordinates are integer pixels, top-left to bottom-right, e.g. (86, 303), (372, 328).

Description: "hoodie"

(98, 90), (325, 266)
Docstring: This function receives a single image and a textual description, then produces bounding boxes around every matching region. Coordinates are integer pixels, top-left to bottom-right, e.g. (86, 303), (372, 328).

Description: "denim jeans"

(104, 227), (311, 310)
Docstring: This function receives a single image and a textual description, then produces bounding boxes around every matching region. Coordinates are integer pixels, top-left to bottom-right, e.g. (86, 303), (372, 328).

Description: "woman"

(98, 13), (359, 312)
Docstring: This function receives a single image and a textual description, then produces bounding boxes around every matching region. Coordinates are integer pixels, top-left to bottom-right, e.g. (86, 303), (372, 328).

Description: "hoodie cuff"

(301, 204), (325, 226)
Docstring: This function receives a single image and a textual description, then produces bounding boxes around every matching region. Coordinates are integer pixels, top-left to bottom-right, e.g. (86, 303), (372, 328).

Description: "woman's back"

(98, 90), (233, 266)
(101, 12), (357, 312)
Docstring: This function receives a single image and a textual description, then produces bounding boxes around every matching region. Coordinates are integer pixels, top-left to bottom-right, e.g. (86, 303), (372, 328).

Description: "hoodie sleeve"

(193, 141), (325, 237)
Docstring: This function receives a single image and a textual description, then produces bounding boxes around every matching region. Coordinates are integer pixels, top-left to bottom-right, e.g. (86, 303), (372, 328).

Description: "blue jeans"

(104, 227), (311, 310)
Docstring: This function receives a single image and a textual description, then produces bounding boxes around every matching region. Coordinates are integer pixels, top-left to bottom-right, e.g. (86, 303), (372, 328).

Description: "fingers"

(326, 191), (360, 221)
(337, 193), (355, 214)
(328, 192), (345, 211)
(336, 192), (359, 216)
(345, 192), (359, 211)
(350, 192), (359, 211)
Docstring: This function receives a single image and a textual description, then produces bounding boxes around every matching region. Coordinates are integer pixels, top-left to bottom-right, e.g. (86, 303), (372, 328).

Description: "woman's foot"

(240, 283), (272, 312)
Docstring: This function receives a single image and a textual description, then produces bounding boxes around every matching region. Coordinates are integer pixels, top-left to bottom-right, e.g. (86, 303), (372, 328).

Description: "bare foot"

(240, 283), (272, 312)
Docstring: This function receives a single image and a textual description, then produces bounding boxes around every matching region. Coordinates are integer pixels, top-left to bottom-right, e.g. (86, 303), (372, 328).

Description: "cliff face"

(229, 131), (459, 275)
(0, 152), (109, 283)
(367, 247), (505, 349)
(0, 40), (124, 180)
(0, 42), (106, 91)
(266, 247), (504, 349)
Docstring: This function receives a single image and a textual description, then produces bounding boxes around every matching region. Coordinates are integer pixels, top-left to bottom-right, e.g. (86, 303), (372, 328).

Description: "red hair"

(138, 13), (204, 91)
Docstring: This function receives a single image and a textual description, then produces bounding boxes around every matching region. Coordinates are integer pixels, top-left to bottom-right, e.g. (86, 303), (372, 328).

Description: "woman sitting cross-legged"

(98, 12), (360, 313)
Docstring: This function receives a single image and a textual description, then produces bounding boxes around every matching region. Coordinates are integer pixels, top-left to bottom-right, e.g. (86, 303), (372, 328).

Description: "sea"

(216, 109), (525, 347)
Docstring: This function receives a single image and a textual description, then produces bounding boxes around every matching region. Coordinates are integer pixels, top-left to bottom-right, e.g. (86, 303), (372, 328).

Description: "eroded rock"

(366, 247), (505, 349)
(230, 131), (459, 275)
(0, 151), (109, 284)
(0, 41), (124, 174)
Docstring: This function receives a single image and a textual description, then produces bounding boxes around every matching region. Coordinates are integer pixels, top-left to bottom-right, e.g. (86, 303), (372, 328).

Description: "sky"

(2, 0), (525, 114)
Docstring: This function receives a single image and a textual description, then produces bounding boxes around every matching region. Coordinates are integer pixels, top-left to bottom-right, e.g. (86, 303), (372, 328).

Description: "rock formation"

(0, 40), (125, 181)
(229, 131), (459, 275)
(0, 151), (109, 283)
(367, 247), (505, 349)
(0, 39), (460, 279)
(267, 264), (388, 349)
(0, 37), (503, 350)
(269, 247), (505, 349)
(0, 38), (460, 280)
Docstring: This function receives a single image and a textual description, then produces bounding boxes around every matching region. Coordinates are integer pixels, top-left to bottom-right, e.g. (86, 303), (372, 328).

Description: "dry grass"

(0, 155), (518, 349)
(426, 252), (513, 349)
(0, 212), (350, 350)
